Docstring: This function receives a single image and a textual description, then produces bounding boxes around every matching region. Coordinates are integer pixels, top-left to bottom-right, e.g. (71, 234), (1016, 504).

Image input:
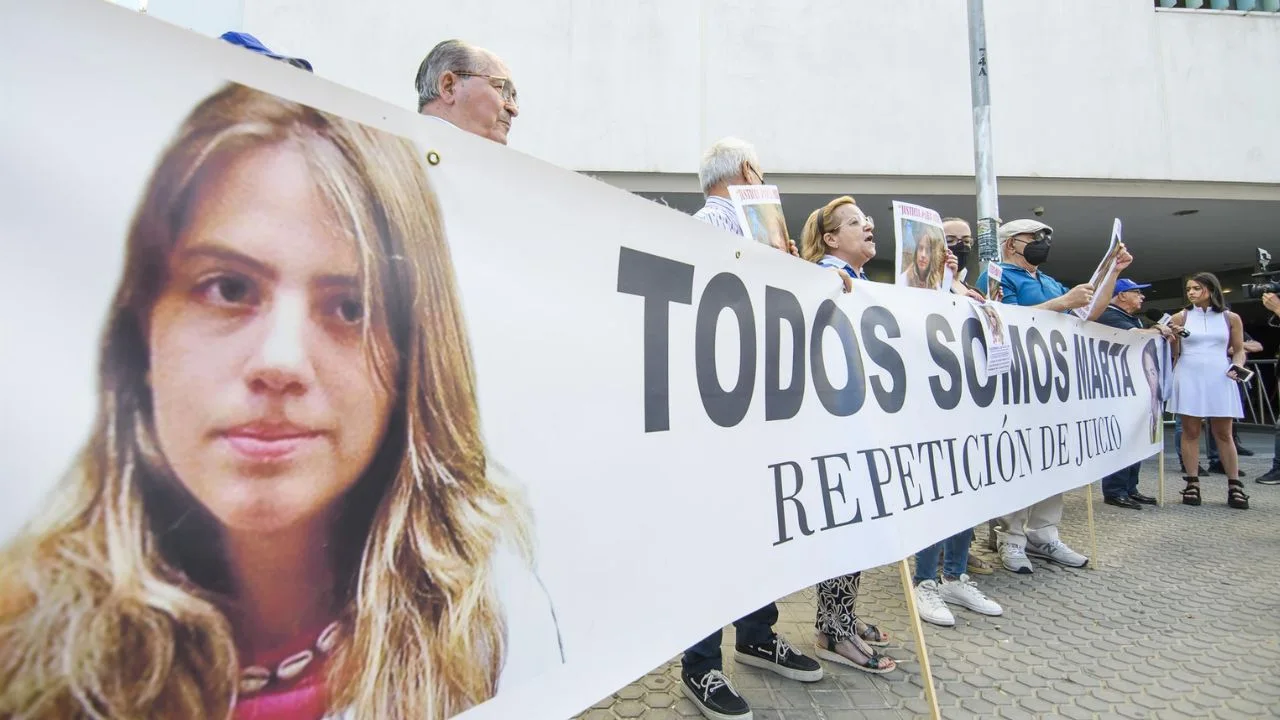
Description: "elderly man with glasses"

(678, 137), (823, 720)
(977, 219), (1132, 574)
(415, 39), (519, 145)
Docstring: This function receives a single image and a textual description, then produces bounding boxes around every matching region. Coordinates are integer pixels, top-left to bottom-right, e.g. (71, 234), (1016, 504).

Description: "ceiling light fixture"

(1172, 209), (1200, 216)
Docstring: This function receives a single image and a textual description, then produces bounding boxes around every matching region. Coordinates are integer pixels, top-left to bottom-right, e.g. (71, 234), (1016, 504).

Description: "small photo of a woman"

(898, 224), (948, 290)
(978, 303), (1006, 347)
(1142, 339), (1162, 445)
(0, 82), (561, 720)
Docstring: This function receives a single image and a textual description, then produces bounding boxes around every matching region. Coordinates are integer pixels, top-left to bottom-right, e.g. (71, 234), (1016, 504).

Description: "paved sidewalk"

(575, 430), (1280, 719)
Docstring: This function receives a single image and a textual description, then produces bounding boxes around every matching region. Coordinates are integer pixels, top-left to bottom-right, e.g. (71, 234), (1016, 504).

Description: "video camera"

(1242, 248), (1280, 298)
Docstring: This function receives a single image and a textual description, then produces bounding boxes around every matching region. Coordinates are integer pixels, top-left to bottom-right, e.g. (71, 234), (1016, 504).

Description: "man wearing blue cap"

(220, 31), (313, 72)
(1096, 279), (1174, 508)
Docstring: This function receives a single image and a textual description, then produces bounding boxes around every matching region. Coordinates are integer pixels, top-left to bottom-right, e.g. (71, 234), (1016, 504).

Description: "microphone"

(1144, 309), (1189, 337)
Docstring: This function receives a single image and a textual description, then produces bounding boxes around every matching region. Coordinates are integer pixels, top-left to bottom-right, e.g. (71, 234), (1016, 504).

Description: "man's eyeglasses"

(1011, 230), (1051, 244)
(455, 72), (519, 106)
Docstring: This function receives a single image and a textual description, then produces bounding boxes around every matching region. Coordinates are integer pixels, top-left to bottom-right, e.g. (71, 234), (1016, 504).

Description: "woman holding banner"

(0, 83), (561, 719)
(798, 197), (897, 674)
(1169, 272), (1249, 510)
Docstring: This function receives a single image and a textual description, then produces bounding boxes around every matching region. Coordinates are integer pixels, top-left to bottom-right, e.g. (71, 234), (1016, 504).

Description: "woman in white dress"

(1169, 272), (1250, 509)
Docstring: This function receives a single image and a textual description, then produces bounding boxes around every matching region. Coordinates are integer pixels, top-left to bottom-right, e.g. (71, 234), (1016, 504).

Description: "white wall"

(241, 0), (1280, 184)
(109, 0), (244, 39)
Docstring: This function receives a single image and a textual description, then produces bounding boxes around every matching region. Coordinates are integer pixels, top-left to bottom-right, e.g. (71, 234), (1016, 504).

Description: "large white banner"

(0, 2), (1163, 719)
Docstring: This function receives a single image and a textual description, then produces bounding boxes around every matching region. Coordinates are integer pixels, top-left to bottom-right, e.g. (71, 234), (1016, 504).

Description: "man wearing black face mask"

(976, 219), (1132, 574)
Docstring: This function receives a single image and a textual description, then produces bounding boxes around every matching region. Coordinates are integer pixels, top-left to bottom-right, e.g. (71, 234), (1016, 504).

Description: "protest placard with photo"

(970, 298), (1013, 377)
(985, 259), (1004, 302)
(1073, 218), (1125, 319)
(728, 184), (791, 252)
(893, 201), (952, 292)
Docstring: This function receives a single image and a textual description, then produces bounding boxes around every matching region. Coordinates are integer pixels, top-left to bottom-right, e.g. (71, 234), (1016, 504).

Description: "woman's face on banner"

(147, 144), (395, 536)
(1144, 352), (1160, 394)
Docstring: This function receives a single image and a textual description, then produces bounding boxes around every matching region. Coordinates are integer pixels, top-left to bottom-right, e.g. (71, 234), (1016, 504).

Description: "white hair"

(698, 137), (759, 195)
(415, 39), (484, 111)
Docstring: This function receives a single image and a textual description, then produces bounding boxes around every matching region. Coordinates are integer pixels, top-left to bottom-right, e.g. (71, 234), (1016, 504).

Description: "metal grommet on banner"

(425, 150), (441, 166)
(735, 251), (742, 259)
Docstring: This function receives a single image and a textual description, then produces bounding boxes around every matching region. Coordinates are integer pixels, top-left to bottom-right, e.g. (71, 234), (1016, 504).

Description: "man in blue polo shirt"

(977, 219), (1132, 574)
(1096, 279), (1175, 508)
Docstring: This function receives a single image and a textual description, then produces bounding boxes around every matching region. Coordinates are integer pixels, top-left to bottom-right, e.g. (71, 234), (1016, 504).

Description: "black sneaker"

(1237, 445), (1255, 457)
(1256, 468), (1280, 485)
(734, 635), (823, 682)
(681, 669), (751, 720)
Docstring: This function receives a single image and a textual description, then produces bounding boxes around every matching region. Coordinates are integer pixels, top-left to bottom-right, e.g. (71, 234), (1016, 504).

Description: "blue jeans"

(683, 603), (777, 675)
(1273, 419), (1280, 472)
(914, 528), (972, 583)
(1102, 462), (1141, 499)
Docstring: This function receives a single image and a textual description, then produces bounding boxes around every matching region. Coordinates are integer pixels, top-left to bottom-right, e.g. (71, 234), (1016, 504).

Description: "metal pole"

(967, 0), (1000, 273)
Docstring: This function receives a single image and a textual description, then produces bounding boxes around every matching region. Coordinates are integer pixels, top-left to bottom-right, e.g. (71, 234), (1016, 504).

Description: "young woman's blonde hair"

(800, 195), (860, 263)
(0, 82), (532, 719)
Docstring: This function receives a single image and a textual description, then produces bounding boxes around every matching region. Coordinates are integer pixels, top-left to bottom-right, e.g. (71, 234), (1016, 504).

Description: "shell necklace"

(238, 621), (341, 695)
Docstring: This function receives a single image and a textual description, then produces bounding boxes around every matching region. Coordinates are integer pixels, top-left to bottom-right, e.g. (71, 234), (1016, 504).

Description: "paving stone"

(641, 674), (673, 692)
(1036, 688), (1074, 704)
(672, 698), (702, 716)
(1058, 703), (1093, 720)
(997, 680), (1033, 697)
(998, 706), (1036, 720)
(644, 692), (675, 709)
(1018, 695), (1054, 714)
(1076, 693), (1111, 713)
(1224, 697), (1267, 716)
(1091, 687), (1128, 705)
(959, 697), (997, 716)
(1131, 693), (1168, 711)
(1104, 677), (1144, 695)
(857, 711), (903, 720)
(805, 689), (853, 709)
(616, 685), (645, 701)
(849, 690), (890, 708)
(1167, 699), (1212, 717)
(737, 687), (772, 709)
(1199, 684), (1233, 701)
(1114, 705), (1150, 720)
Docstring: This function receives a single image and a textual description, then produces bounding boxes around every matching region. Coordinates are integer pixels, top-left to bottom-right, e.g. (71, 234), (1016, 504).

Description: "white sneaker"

(1025, 539), (1088, 568)
(1000, 543), (1033, 574)
(940, 574), (1003, 616)
(913, 580), (955, 627)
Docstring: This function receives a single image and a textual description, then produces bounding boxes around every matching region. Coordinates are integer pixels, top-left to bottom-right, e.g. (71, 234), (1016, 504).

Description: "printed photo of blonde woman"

(0, 82), (562, 720)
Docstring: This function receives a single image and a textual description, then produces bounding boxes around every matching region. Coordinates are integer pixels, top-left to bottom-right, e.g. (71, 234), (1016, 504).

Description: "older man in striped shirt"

(679, 137), (823, 720)
(692, 137), (763, 234)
